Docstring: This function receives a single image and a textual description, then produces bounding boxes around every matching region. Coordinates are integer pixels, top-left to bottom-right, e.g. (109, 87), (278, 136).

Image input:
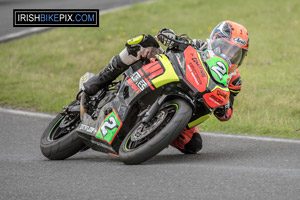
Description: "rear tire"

(40, 101), (86, 160)
(119, 98), (192, 165)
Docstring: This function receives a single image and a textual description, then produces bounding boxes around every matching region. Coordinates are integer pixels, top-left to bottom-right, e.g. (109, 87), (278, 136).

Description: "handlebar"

(156, 33), (196, 49)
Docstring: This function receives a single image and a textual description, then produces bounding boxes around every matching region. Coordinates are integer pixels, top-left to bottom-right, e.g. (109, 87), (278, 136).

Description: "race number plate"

(95, 109), (123, 144)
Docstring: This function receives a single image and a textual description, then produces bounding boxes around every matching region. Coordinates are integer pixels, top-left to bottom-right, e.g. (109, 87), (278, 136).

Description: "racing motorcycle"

(40, 35), (230, 165)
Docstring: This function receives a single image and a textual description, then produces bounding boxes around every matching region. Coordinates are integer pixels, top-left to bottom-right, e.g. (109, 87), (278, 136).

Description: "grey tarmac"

(0, 108), (299, 200)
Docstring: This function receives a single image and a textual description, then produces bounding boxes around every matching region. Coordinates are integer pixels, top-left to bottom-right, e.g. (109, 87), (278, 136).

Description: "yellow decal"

(229, 89), (239, 93)
(152, 54), (179, 88)
(80, 75), (87, 83)
(127, 35), (143, 45)
(188, 114), (211, 128)
(211, 85), (229, 92)
(197, 52), (210, 87)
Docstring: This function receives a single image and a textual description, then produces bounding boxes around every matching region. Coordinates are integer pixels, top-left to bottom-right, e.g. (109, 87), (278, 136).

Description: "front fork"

(141, 95), (168, 123)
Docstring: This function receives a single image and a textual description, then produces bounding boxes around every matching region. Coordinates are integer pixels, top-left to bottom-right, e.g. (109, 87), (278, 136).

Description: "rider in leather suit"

(81, 21), (249, 154)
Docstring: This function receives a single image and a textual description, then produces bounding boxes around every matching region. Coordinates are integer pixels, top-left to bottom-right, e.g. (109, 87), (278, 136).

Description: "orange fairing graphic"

(126, 76), (141, 94)
(126, 61), (165, 94)
(184, 46), (208, 93)
(142, 62), (164, 80)
(203, 88), (230, 108)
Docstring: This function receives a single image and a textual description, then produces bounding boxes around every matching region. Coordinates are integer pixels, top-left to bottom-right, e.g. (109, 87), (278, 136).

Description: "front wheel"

(40, 101), (86, 160)
(119, 98), (192, 165)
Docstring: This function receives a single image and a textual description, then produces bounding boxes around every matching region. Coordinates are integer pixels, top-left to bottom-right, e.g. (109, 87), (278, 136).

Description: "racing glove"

(125, 34), (161, 58)
(157, 28), (176, 48)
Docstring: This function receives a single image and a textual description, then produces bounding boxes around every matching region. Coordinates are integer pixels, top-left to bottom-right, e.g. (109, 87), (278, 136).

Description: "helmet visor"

(211, 38), (247, 66)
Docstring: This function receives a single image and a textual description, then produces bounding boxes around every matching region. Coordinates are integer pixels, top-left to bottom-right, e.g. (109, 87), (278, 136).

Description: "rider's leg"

(170, 126), (202, 154)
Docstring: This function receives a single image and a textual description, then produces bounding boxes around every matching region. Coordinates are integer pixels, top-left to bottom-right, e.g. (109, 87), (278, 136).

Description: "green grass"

(0, 0), (299, 138)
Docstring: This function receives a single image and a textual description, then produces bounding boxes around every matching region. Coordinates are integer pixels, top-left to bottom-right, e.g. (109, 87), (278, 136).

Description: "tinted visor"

(212, 38), (247, 66)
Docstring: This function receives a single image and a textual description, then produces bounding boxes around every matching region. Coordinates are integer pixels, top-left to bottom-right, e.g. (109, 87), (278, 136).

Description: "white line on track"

(0, 107), (55, 119)
(1, 107), (300, 143)
(201, 132), (300, 143)
(0, 27), (52, 43)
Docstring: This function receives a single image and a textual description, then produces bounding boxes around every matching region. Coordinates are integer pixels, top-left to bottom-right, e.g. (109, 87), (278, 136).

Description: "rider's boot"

(171, 126), (203, 154)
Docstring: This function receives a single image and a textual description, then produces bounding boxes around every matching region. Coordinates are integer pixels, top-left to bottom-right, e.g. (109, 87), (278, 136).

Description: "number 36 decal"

(95, 109), (123, 144)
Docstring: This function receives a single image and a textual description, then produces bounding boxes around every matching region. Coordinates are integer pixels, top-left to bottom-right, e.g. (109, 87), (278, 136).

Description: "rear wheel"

(40, 101), (86, 160)
(119, 98), (192, 165)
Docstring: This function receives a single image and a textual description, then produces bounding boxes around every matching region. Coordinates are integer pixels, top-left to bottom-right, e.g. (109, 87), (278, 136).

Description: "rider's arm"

(228, 69), (242, 96)
(82, 34), (161, 97)
(158, 28), (207, 51)
(214, 70), (242, 121)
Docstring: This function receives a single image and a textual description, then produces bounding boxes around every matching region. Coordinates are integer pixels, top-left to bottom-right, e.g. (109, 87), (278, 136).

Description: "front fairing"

(121, 46), (231, 127)
(166, 46), (231, 127)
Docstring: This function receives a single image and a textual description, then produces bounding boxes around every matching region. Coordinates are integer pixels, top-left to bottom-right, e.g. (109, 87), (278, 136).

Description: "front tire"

(119, 98), (192, 165)
(40, 101), (86, 160)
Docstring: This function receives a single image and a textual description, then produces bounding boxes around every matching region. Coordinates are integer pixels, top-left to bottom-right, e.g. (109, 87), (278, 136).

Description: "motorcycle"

(40, 35), (230, 165)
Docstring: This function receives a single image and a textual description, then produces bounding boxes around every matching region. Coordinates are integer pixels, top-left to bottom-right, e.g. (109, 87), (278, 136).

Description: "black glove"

(157, 28), (176, 48)
(126, 34), (160, 57)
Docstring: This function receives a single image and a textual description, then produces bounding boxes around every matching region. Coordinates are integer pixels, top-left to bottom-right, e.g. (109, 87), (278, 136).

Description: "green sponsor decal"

(205, 56), (229, 86)
(95, 109), (122, 144)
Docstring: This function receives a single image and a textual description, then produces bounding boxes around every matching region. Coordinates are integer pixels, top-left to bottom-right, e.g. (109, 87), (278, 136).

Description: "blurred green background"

(0, 0), (299, 138)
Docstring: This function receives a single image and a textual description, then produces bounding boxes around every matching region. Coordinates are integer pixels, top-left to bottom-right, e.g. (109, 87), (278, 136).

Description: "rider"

(81, 21), (249, 154)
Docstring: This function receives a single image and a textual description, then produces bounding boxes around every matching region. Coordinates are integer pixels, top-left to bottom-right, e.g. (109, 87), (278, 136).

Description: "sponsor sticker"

(233, 37), (246, 46)
(95, 109), (123, 144)
(79, 124), (96, 134)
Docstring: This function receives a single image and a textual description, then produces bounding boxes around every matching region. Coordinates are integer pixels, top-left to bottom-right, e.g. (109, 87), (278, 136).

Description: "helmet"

(208, 21), (249, 72)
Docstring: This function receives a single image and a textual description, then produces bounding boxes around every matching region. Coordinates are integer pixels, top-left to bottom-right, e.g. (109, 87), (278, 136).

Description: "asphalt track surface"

(1, 108), (300, 200)
(0, 0), (150, 39)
